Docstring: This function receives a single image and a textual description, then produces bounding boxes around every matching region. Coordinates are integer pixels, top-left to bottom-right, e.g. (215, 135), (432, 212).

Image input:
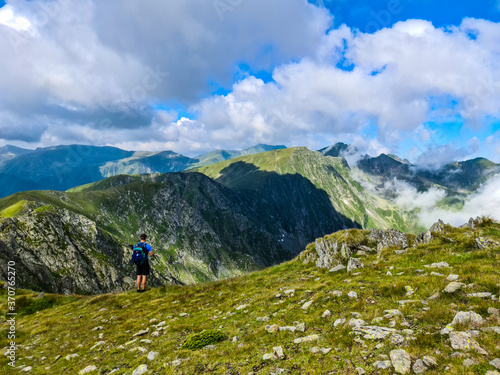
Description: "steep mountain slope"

(194, 147), (416, 232)
(0, 167), (355, 293)
(2, 218), (499, 374)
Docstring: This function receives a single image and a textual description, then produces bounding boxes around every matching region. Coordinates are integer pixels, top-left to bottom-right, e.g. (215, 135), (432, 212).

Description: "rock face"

(369, 228), (409, 250)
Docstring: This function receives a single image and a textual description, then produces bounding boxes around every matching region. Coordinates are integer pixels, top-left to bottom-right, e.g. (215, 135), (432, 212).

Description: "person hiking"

(133, 233), (153, 293)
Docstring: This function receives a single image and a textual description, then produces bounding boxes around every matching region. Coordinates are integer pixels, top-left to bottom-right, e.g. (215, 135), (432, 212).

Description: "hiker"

(133, 233), (154, 293)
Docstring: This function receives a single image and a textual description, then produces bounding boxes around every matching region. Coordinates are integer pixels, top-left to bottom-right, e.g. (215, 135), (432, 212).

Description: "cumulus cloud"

(192, 18), (500, 156)
(0, 0), (331, 145)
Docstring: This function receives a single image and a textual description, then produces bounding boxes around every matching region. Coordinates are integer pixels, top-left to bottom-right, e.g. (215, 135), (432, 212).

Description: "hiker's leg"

(136, 275), (142, 290)
(141, 275), (147, 290)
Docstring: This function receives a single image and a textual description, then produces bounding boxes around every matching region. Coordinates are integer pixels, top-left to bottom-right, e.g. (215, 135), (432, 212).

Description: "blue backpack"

(131, 243), (147, 265)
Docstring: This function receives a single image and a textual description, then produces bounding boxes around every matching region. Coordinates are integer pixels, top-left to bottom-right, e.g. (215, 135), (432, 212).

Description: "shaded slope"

(195, 147), (415, 232)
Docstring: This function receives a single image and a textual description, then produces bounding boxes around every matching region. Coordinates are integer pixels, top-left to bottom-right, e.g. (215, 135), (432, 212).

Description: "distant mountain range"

(0, 144), (286, 198)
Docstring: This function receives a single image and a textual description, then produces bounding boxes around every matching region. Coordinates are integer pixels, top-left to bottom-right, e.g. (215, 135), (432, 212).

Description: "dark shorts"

(136, 259), (150, 276)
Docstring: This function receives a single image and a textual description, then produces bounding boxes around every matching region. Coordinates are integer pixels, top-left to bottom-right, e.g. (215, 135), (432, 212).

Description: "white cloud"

(0, 5), (31, 31)
(187, 18), (500, 158)
(387, 174), (500, 228)
(0, 0), (331, 144)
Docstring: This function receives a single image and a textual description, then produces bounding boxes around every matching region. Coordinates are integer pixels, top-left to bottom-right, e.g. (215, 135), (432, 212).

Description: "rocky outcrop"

(0, 208), (144, 294)
(369, 228), (409, 250)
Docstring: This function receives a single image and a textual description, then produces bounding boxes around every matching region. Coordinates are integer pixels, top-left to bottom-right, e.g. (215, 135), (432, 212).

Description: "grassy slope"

(2, 221), (499, 374)
(195, 147), (416, 232)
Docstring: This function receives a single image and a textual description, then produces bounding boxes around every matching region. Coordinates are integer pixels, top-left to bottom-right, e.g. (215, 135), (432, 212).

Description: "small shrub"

(16, 295), (61, 315)
(181, 329), (227, 350)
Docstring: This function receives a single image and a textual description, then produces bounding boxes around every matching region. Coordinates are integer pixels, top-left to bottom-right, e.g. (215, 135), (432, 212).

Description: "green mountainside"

(194, 147), (416, 233)
(2, 218), (499, 374)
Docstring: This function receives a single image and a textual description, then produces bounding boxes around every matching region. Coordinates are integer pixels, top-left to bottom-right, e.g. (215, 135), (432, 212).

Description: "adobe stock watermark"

(463, 74), (500, 113)
(6, 260), (17, 368)
(213, 0), (244, 21)
(7, 0), (71, 52)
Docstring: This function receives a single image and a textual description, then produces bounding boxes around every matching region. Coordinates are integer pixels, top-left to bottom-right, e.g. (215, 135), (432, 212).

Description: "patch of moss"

(181, 329), (227, 350)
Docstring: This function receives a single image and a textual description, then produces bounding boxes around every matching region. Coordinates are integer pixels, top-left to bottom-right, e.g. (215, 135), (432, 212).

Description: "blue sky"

(0, 0), (499, 164)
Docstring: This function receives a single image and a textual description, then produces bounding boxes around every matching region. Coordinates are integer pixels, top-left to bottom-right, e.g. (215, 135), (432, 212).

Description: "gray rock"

(133, 328), (149, 337)
(395, 250), (408, 255)
(374, 360), (392, 369)
(463, 358), (478, 367)
(476, 237), (487, 250)
(21, 367), (33, 373)
(348, 291), (358, 299)
(320, 347), (331, 354)
(147, 351), (158, 360)
(488, 307), (499, 316)
(353, 325), (397, 340)
(485, 371), (500, 375)
(279, 326), (296, 332)
(90, 340), (105, 351)
(412, 359), (427, 374)
(347, 257), (364, 272)
(429, 219), (445, 233)
(390, 334), (405, 345)
(390, 349), (411, 374)
(79, 365), (98, 374)
(451, 311), (484, 328)
(369, 228), (409, 250)
(315, 237), (338, 268)
(301, 301), (313, 310)
(273, 346), (285, 359)
(329, 264), (346, 273)
(334, 318), (346, 327)
(265, 324), (279, 333)
(65, 354), (79, 360)
(422, 356), (437, 368)
(132, 365), (148, 375)
(348, 319), (367, 328)
(296, 323), (306, 332)
(340, 242), (352, 260)
(449, 331), (488, 355)
(443, 282), (465, 293)
(262, 353), (274, 361)
(424, 261), (450, 268)
(294, 334), (319, 344)
(356, 367), (366, 375)
(331, 290), (343, 297)
(446, 274), (459, 281)
(490, 358), (500, 370)
(322, 310), (331, 318)
(203, 344), (217, 350)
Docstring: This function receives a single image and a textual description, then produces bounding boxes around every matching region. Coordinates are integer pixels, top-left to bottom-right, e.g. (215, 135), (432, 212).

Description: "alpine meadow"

(1, 1), (500, 375)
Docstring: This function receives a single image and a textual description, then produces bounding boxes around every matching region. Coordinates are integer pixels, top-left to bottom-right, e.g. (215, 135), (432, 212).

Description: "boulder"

(390, 349), (411, 374)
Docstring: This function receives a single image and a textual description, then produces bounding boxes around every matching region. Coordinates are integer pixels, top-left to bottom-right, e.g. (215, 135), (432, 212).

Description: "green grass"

(0, 200), (27, 218)
(1, 220), (499, 374)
